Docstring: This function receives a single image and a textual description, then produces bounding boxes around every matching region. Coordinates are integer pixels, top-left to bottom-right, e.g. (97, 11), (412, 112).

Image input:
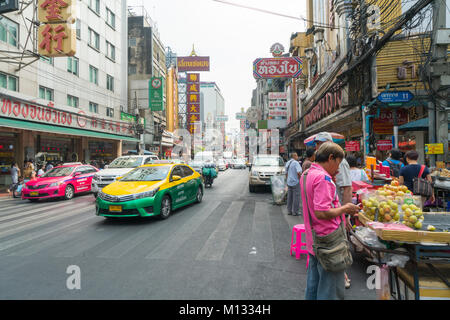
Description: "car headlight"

(49, 181), (63, 187)
(133, 188), (160, 200)
(281, 169), (286, 174)
(251, 170), (258, 176)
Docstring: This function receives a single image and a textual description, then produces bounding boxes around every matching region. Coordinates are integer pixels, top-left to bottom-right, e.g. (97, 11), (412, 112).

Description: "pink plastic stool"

(290, 224), (309, 268)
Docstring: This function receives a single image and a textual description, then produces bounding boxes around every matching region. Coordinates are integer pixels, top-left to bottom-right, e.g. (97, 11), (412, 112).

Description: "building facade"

(0, 0), (135, 187)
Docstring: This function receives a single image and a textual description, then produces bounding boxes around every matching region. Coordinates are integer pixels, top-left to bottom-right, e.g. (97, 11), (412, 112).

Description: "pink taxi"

(22, 163), (99, 201)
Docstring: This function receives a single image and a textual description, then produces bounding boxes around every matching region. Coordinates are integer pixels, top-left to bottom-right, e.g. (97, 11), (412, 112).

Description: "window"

(89, 65), (98, 84)
(128, 64), (136, 75)
(106, 74), (114, 92)
(106, 8), (115, 29)
(39, 86), (54, 101)
(88, 28), (99, 50)
(170, 166), (183, 180)
(89, 102), (98, 113)
(76, 19), (81, 39)
(106, 107), (114, 118)
(106, 41), (115, 61)
(181, 166), (194, 177)
(128, 38), (136, 47)
(67, 56), (79, 76)
(67, 95), (79, 108)
(0, 72), (18, 91)
(89, 0), (100, 14)
(0, 16), (18, 47)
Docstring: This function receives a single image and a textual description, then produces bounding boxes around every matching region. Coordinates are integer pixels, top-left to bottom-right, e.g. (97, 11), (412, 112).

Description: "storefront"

(0, 94), (139, 186)
(161, 130), (174, 159)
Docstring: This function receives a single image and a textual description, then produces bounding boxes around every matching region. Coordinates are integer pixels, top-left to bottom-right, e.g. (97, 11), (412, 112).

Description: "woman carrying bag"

(300, 142), (360, 300)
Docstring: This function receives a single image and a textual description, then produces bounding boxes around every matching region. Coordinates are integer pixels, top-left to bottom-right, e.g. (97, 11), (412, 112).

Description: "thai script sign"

(373, 109), (408, 134)
(177, 56), (210, 72)
(304, 89), (342, 127)
(149, 77), (164, 111)
(345, 141), (360, 152)
(377, 140), (393, 151)
(253, 57), (302, 79)
(0, 96), (134, 136)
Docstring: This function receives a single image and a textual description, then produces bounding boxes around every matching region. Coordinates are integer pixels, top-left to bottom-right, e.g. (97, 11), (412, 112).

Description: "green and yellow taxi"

(95, 162), (204, 219)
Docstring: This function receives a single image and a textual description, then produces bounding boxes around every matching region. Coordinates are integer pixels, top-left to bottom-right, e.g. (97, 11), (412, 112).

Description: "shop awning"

(0, 117), (140, 142)
(399, 118), (450, 131)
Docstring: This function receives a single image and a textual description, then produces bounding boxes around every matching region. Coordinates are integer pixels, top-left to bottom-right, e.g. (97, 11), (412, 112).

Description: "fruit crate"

(358, 211), (450, 244)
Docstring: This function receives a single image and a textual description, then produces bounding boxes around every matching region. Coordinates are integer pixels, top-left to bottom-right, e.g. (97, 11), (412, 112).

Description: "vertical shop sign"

(186, 73), (200, 134)
(149, 77), (164, 111)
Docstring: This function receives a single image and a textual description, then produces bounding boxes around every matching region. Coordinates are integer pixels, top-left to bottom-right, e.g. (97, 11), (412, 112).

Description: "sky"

(127, 0), (307, 131)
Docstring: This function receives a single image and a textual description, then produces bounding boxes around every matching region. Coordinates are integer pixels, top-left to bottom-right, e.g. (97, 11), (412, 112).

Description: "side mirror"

(172, 175), (181, 181)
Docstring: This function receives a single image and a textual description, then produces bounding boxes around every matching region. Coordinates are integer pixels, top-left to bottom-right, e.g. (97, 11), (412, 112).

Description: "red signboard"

(345, 141), (360, 152)
(177, 57), (210, 72)
(253, 57), (303, 79)
(373, 109), (408, 134)
(377, 140), (393, 151)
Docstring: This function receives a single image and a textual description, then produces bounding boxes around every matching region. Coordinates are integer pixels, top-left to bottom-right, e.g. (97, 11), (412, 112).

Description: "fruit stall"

(348, 180), (450, 300)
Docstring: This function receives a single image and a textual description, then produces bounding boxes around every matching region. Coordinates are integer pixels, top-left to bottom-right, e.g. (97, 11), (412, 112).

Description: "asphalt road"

(0, 169), (376, 300)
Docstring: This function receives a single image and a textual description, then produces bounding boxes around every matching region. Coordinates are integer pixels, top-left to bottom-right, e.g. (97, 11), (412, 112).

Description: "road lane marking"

(0, 210), (95, 252)
(146, 201), (221, 260)
(248, 202), (274, 262)
(0, 204), (94, 239)
(196, 201), (244, 261)
(0, 200), (80, 221)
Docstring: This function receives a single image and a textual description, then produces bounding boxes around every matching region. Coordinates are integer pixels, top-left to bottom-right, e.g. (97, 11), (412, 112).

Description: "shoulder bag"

(302, 170), (353, 272)
(413, 165), (433, 197)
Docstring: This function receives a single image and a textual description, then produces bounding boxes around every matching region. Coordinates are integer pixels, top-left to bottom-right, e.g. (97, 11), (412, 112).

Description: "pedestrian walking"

(7, 162), (20, 194)
(37, 164), (45, 176)
(302, 148), (315, 172)
(285, 152), (302, 216)
(23, 160), (34, 180)
(301, 142), (360, 300)
(382, 148), (404, 178)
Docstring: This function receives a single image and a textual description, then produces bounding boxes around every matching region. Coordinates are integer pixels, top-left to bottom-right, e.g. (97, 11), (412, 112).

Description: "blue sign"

(377, 91), (414, 103)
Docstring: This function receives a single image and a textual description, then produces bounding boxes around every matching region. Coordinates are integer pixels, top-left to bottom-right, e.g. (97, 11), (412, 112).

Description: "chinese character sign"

(38, 0), (76, 57)
(187, 73), (200, 134)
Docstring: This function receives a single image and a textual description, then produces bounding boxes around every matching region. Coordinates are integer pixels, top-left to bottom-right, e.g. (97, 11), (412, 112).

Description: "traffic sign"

(377, 91), (414, 103)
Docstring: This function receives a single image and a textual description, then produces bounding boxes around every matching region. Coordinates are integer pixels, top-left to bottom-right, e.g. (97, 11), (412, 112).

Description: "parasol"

(304, 132), (345, 147)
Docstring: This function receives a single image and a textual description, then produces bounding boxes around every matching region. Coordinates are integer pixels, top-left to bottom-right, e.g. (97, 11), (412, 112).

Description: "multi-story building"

(200, 82), (225, 130)
(0, 0), (134, 187)
(127, 6), (171, 157)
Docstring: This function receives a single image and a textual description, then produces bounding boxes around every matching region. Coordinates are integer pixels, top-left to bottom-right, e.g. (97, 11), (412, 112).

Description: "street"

(0, 169), (375, 300)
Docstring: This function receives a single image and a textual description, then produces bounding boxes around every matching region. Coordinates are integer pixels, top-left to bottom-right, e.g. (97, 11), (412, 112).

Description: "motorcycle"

(202, 164), (218, 188)
(10, 180), (24, 198)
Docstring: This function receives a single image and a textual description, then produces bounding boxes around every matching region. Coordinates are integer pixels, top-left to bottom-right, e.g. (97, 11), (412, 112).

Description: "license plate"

(30, 192), (39, 196)
(109, 205), (122, 212)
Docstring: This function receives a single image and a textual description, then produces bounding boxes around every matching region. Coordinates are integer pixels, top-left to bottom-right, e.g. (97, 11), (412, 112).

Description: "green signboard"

(120, 112), (136, 122)
(149, 77), (164, 111)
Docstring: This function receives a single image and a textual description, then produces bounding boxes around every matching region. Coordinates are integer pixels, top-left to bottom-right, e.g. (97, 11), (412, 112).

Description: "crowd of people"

(284, 132), (440, 300)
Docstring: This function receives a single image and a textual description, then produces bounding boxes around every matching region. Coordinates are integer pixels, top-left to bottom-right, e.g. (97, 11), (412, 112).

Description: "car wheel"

(159, 195), (171, 219)
(196, 186), (203, 203)
(64, 184), (75, 200)
(249, 185), (256, 193)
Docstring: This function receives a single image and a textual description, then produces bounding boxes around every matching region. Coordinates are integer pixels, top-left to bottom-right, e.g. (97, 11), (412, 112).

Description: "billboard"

(253, 57), (302, 79)
(177, 56), (210, 72)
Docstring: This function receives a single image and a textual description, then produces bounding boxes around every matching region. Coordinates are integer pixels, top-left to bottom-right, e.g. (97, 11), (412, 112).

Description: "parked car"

(96, 163), (203, 219)
(188, 160), (205, 174)
(91, 155), (159, 197)
(248, 155), (285, 192)
(22, 163), (99, 201)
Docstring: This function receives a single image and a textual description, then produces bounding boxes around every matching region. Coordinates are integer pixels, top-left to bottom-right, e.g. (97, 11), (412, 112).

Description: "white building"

(0, 0), (134, 187)
(200, 82), (225, 129)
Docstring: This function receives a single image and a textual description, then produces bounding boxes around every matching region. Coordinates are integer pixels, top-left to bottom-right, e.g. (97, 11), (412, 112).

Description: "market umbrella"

(304, 132), (345, 147)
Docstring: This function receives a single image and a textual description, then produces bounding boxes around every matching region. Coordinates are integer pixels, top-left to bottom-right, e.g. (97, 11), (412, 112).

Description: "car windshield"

(253, 157), (284, 167)
(108, 157), (143, 169)
(41, 167), (74, 177)
(120, 166), (170, 182)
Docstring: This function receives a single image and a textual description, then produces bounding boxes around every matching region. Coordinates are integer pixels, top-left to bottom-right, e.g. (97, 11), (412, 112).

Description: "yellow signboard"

(38, 0), (76, 23)
(425, 143), (444, 155)
(38, 23), (76, 57)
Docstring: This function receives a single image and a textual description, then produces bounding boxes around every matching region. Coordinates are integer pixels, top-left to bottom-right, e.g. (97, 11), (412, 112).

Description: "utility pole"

(134, 91), (145, 155)
(428, 0), (449, 166)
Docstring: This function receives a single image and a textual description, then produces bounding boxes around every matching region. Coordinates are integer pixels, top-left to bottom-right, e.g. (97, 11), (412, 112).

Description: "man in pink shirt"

(300, 142), (360, 300)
